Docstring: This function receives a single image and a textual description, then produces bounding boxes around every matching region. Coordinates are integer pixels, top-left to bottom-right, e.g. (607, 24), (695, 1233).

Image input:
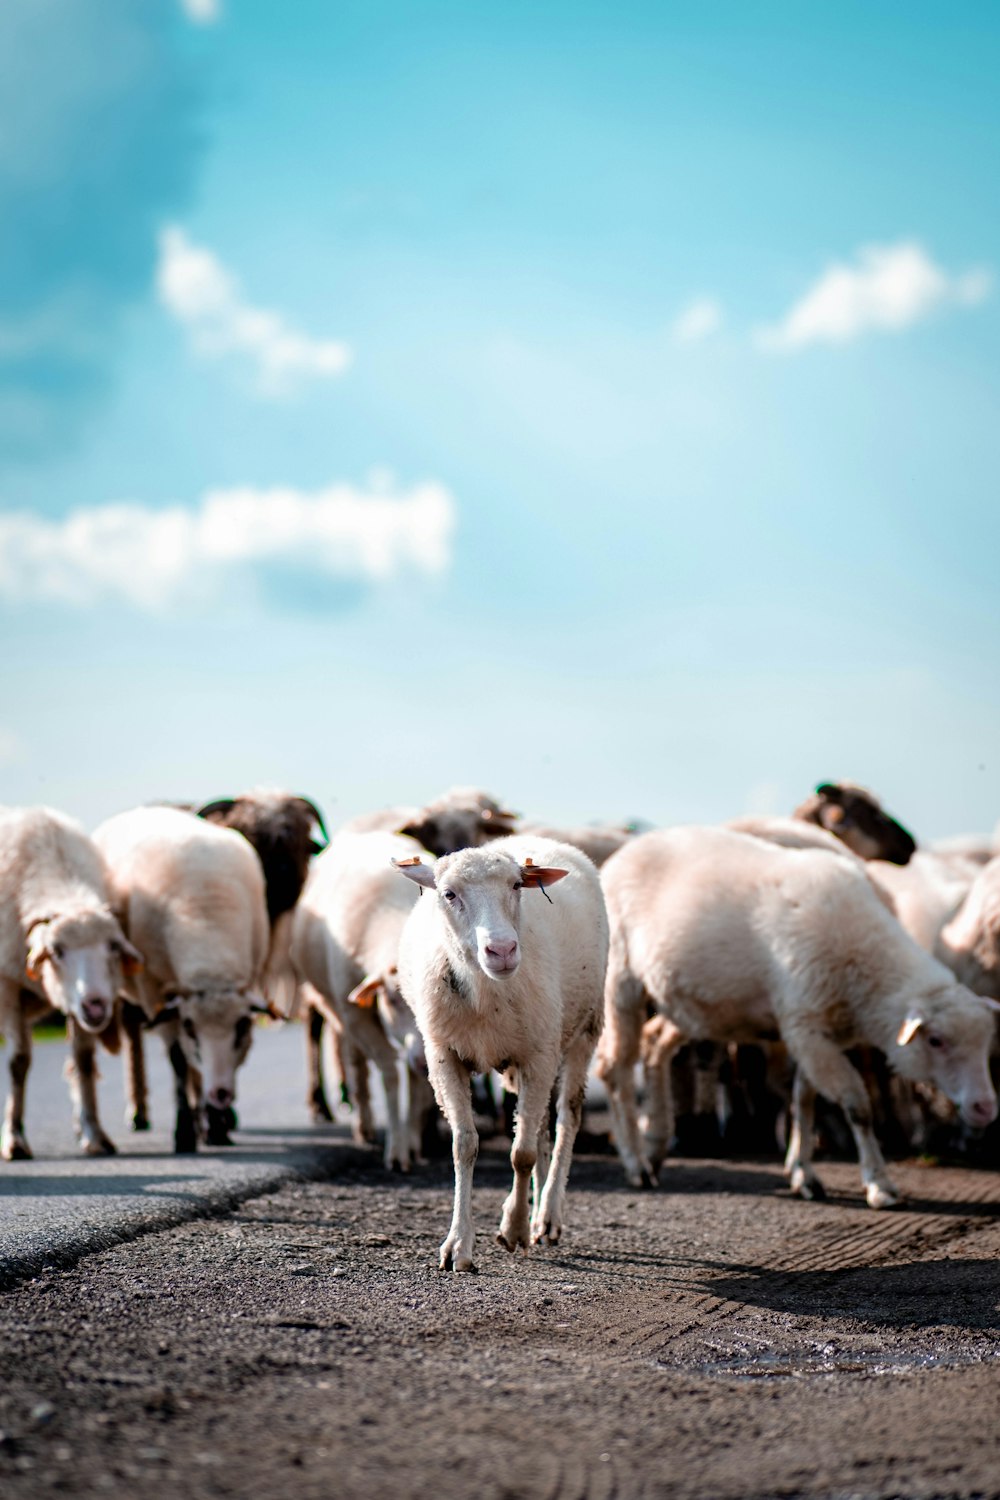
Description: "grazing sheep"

(872, 853), (1000, 1162)
(793, 781), (916, 865)
(93, 807), (269, 1152)
(598, 826), (997, 1208)
(0, 807), (141, 1161)
(395, 836), (608, 1271)
(290, 830), (434, 1169)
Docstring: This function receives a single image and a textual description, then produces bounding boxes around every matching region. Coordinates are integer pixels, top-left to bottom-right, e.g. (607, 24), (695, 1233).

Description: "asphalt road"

(0, 1019), (355, 1288)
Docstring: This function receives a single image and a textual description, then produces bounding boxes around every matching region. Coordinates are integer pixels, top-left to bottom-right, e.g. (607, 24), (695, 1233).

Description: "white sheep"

(515, 822), (634, 868)
(597, 826), (998, 1208)
(0, 807), (140, 1160)
(93, 806), (269, 1152)
(395, 835), (608, 1271)
(290, 829), (434, 1169)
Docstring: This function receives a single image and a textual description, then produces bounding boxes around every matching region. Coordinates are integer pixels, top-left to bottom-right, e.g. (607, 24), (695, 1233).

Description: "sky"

(1, 0), (998, 840)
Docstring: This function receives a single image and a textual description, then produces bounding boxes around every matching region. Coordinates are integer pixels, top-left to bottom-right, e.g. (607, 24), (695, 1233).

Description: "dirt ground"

(0, 1131), (998, 1500)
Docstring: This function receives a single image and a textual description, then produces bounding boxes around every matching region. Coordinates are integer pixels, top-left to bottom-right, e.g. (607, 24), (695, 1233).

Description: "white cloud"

(757, 241), (992, 352)
(0, 481), (455, 611)
(157, 227), (352, 395)
(180, 0), (221, 23)
(671, 298), (724, 345)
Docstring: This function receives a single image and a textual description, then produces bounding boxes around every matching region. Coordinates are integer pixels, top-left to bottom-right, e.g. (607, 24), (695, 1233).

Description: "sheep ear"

(520, 859), (569, 888)
(897, 1013), (924, 1046)
(145, 999), (181, 1029)
(977, 995), (1000, 1015)
(114, 934), (143, 977)
(25, 925), (52, 981)
(250, 997), (283, 1019)
(348, 975), (383, 1009)
(392, 856), (437, 889)
(481, 808), (520, 827)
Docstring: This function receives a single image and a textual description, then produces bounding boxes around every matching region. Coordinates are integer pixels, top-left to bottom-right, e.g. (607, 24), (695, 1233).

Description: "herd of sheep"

(1, 781), (998, 1272)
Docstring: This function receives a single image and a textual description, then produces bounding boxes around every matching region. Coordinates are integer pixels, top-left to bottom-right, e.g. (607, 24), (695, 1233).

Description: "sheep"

(792, 781), (916, 864)
(194, 790), (330, 1120)
(290, 829), (435, 1170)
(395, 836), (608, 1271)
(343, 787), (518, 851)
(315, 788), (517, 1128)
(869, 852), (979, 955)
(93, 806), (269, 1152)
(871, 853), (1000, 1162)
(726, 815), (861, 860)
(597, 826), (998, 1208)
(514, 822), (634, 868)
(0, 807), (141, 1161)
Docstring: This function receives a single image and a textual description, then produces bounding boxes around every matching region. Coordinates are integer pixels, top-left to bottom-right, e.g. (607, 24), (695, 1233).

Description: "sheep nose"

(969, 1096), (998, 1127)
(208, 1086), (234, 1110)
(485, 938), (518, 962)
(81, 997), (109, 1028)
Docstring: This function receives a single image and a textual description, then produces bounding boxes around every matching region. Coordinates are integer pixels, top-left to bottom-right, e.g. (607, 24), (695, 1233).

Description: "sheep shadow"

(694, 1256), (1000, 1332)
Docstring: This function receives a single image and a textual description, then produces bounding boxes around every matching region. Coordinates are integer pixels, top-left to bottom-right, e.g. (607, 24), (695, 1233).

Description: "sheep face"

(397, 849), (567, 981)
(167, 989), (261, 1112)
(397, 807), (515, 858)
(798, 783), (916, 865)
(26, 911), (140, 1034)
(894, 985), (998, 1129)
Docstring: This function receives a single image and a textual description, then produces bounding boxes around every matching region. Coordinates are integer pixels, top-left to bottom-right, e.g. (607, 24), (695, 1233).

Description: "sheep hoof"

(81, 1134), (117, 1157)
(789, 1166), (825, 1201)
(532, 1222), (562, 1246)
(440, 1250), (476, 1274)
(639, 1167), (658, 1191)
(130, 1113), (151, 1132)
(866, 1182), (901, 1210)
(309, 1091), (334, 1123)
(2, 1136), (32, 1161)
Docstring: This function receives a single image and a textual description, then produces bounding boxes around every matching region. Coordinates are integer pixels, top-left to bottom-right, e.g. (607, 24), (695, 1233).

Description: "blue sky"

(1, 1), (998, 838)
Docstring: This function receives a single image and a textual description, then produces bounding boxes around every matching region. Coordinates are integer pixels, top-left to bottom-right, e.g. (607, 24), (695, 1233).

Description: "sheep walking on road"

(94, 807), (269, 1152)
(291, 830), (435, 1170)
(598, 826), (998, 1208)
(396, 837), (608, 1272)
(0, 807), (140, 1161)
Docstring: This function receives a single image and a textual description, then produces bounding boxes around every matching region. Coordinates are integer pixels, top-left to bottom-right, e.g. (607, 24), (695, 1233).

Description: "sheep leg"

(306, 1005), (334, 1123)
(342, 1008), (409, 1169)
(533, 1033), (594, 1245)
(783, 1069), (825, 1200)
(596, 965), (656, 1187)
(165, 1029), (199, 1154)
(788, 1031), (901, 1208)
(66, 1018), (116, 1156)
(345, 1042), (376, 1144)
(121, 1001), (150, 1130)
(531, 1111), (552, 1230)
(1, 990), (32, 1161)
(498, 1069), (550, 1254)
(642, 1018), (685, 1174)
(430, 1050), (479, 1272)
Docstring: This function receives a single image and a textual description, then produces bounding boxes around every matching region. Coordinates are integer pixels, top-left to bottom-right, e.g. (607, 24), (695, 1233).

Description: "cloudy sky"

(1, 1), (998, 838)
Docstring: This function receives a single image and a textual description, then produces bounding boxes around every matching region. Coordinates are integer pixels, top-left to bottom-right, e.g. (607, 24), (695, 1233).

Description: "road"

(1, 1021), (999, 1499)
(0, 1018), (354, 1288)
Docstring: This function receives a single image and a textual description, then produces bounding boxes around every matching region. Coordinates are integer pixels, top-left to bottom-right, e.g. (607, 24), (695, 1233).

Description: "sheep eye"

(927, 1034), (944, 1050)
(513, 881), (524, 891)
(443, 889), (457, 903)
(234, 1015), (252, 1045)
(51, 943), (64, 961)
